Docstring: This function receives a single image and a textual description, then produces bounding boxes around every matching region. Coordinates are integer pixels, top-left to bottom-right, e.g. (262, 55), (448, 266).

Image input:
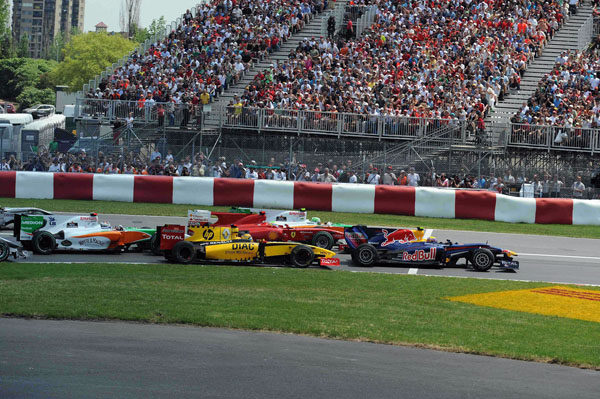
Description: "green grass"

(2, 197), (600, 238)
(1, 263), (599, 368)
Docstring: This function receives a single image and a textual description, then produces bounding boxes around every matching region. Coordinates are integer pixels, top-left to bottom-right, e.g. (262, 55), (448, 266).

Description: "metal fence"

(220, 106), (468, 140)
(76, 98), (204, 129)
(509, 123), (600, 154)
(578, 14), (595, 50)
(355, 5), (378, 38)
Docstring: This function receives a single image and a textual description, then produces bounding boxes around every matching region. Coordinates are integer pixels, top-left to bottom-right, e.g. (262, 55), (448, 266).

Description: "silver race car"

(0, 236), (29, 262)
(0, 207), (53, 229)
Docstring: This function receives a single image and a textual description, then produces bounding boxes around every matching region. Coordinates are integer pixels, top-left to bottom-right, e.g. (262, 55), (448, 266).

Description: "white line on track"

(407, 268), (418, 275)
(518, 253), (600, 261)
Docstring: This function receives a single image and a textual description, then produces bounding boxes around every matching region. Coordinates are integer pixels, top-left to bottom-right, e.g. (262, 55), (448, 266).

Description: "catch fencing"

(508, 123), (599, 154)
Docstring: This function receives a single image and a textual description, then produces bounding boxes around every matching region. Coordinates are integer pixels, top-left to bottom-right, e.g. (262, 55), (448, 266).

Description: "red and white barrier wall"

(1, 171), (599, 225)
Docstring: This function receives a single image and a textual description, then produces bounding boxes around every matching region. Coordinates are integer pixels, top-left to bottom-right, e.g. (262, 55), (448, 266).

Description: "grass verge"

(2, 197), (600, 238)
(1, 263), (599, 368)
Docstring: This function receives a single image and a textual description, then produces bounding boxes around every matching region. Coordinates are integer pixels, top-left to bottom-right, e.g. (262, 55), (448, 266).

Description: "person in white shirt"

(246, 168), (258, 179)
(48, 159), (62, 172)
(367, 169), (380, 184)
(348, 171), (358, 184)
(572, 176), (585, 198)
(407, 167), (420, 186)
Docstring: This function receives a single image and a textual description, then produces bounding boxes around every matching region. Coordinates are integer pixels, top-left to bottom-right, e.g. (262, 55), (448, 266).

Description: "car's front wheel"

(32, 231), (56, 255)
(352, 244), (378, 267)
(289, 245), (315, 268)
(470, 248), (494, 271)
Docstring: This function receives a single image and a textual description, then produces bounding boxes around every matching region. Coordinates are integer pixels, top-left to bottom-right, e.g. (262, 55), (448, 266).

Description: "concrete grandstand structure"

(72, 0), (599, 188)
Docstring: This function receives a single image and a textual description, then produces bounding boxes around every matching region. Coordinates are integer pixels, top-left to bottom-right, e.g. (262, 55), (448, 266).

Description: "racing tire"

(32, 231), (56, 255)
(470, 248), (494, 272)
(352, 244), (378, 267)
(289, 245), (315, 268)
(150, 234), (162, 256)
(171, 241), (196, 264)
(0, 241), (9, 262)
(311, 231), (334, 250)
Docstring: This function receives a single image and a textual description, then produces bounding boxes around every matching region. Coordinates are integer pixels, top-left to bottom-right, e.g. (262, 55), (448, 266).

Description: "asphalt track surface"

(1, 318), (599, 399)
(3, 213), (600, 285)
(2, 214), (600, 397)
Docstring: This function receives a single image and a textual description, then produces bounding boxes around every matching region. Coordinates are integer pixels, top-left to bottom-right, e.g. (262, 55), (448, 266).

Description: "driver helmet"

(310, 217), (321, 224)
(100, 222), (111, 229)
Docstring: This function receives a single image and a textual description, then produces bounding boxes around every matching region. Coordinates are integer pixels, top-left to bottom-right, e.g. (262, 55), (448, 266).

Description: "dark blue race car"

(344, 226), (519, 272)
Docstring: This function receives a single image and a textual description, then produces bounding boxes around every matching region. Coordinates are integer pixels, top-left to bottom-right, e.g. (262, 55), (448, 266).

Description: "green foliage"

(133, 17), (168, 43)
(16, 87), (55, 109)
(49, 32), (136, 92)
(17, 34), (29, 58)
(46, 32), (66, 62)
(0, 0), (9, 38)
(0, 33), (15, 59)
(0, 58), (58, 102)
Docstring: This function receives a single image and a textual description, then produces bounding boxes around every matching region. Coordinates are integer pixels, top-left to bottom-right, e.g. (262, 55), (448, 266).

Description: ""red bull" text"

(402, 248), (437, 261)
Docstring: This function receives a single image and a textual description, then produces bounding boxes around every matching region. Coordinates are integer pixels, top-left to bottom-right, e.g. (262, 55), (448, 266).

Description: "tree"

(46, 32), (67, 62)
(133, 16), (167, 43)
(120, 0), (142, 38)
(0, 0), (9, 37)
(16, 87), (55, 109)
(0, 58), (57, 102)
(17, 34), (29, 58)
(49, 32), (136, 92)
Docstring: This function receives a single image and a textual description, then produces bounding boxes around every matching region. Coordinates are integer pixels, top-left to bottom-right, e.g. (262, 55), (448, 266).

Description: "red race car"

(189, 210), (345, 250)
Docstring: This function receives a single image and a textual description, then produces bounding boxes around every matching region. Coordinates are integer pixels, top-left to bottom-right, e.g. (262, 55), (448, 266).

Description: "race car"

(14, 213), (152, 254)
(345, 225), (519, 271)
(187, 209), (346, 250)
(0, 207), (53, 229)
(157, 223), (340, 268)
(0, 236), (29, 262)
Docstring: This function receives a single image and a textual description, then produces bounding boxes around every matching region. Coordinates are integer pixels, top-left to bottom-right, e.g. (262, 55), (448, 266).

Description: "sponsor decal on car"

(61, 240), (72, 247)
(48, 217), (56, 226)
(78, 237), (110, 248)
(402, 248), (437, 261)
(381, 229), (416, 247)
(20, 216), (44, 234)
(345, 231), (366, 247)
(66, 222), (78, 228)
(221, 228), (231, 240)
(319, 258), (341, 267)
(231, 243), (256, 250)
(160, 225), (186, 250)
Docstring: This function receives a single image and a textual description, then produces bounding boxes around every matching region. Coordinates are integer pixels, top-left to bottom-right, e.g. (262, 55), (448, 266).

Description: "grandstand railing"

(220, 106), (468, 141)
(75, 98), (204, 128)
(321, 0), (348, 37)
(355, 5), (378, 37)
(578, 14), (595, 50)
(509, 123), (599, 154)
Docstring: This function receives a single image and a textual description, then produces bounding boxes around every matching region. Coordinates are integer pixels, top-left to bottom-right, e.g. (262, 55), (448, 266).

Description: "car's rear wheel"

(150, 234), (162, 255)
(290, 245), (315, 268)
(311, 231), (334, 250)
(171, 241), (196, 264)
(32, 231), (56, 255)
(353, 244), (378, 267)
(0, 241), (9, 262)
(470, 248), (494, 271)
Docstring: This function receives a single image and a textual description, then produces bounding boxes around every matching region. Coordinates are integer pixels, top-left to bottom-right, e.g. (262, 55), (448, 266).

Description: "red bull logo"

(381, 229), (416, 247)
(402, 248), (437, 261)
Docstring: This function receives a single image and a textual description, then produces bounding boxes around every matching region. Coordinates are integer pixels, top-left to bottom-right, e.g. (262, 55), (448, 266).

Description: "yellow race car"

(158, 224), (340, 268)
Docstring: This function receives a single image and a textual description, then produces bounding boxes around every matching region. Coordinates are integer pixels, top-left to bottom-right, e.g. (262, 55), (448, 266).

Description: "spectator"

(572, 175), (585, 198)
(407, 167), (420, 187)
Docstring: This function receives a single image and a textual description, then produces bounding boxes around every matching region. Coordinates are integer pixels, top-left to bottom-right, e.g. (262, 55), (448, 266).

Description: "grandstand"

(70, 0), (598, 186)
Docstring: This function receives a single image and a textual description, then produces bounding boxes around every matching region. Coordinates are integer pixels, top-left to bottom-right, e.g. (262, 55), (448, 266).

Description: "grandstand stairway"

(202, 4), (347, 130)
(487, 4), (594, 143)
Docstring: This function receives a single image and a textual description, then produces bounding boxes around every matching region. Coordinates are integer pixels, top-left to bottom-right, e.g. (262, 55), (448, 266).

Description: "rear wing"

(13, 214), (47, 241)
